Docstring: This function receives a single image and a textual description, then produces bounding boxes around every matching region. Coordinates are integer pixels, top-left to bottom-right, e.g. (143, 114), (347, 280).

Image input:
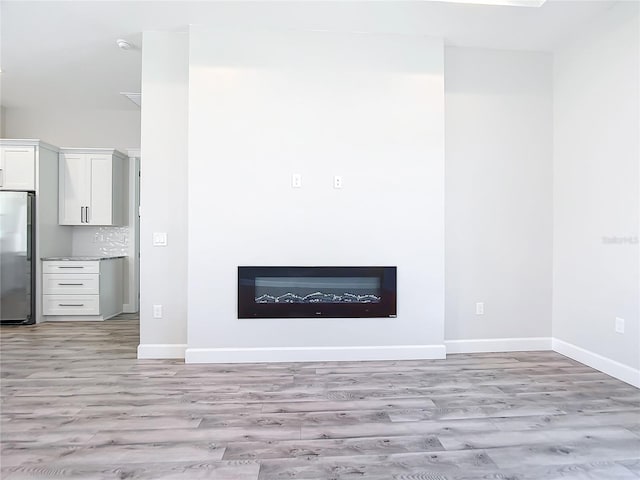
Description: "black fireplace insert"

(238, 266), (397, 318)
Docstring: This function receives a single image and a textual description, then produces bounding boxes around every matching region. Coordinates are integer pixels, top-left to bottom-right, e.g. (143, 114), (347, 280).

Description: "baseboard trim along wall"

(445, 336), (639, 388)
(138, 338), (639, 389)
(123, 303), (137, 314)
(445, 337), (553, 354)
(137, 344), (188, 359)
(552, 338), (640, 389)
(184, 345), (447, 364)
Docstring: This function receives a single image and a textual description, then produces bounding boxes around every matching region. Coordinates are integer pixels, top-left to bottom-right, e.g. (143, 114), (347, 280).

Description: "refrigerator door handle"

(86, 206), (89, 223)
(26, 196), (32, 262)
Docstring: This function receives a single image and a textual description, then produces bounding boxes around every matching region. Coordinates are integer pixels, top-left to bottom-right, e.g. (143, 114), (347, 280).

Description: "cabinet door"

(59, 154), (89, 225)
(0, 146), (35, 190)
(87, 155), (113, 225)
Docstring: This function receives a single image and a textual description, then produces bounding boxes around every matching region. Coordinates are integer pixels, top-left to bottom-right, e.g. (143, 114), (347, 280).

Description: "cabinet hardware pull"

(86, 206), (90, 223)
(58, 283), (84, 286)
(58, 304), (84, 307)
(58, 266), (84, 269)
(81, 206), (85, 223)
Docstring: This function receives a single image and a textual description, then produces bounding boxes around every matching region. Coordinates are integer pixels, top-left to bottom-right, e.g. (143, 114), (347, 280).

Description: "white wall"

(553, 2), (640, 380)
(138, 31), (189, 358)
(444, 47), (553, 350)
(137, 7), (639, 384)
(3, 107), (139, 153)
(186, 28), (445, 362)
(0, 106), (6, 137)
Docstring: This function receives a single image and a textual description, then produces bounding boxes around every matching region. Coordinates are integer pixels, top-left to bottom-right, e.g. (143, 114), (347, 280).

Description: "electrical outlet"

(291, 173), (302, 188)
(615, 317), (625, 334)
(476, 302), (484, 315)
(153, 305), (163, 319)
(334, 175), (343, 189)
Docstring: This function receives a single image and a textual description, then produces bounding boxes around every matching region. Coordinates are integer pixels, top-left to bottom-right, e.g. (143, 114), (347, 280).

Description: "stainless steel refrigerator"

(0, 192), (35, 325)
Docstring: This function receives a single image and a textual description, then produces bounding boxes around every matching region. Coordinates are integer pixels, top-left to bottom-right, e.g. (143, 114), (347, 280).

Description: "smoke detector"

(116, 39), (133, 50)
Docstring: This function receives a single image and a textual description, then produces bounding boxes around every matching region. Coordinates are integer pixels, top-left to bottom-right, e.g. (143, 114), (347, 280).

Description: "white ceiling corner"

(0, 0), (614, 112)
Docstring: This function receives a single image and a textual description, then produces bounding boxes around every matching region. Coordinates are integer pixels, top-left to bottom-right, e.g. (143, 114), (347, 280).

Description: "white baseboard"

(445, 337), (552, 354)
(44, 315), (112, 322)
(185, 344), (446, 364)
(138, 344), (187, 359)
(138, 338), (639, 389)
(122, 304), (137, 314)
(552, 338), (640, 388)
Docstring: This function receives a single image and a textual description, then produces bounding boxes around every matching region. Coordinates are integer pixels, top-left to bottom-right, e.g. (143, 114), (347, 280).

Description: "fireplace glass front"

(238, 267), (396, 318)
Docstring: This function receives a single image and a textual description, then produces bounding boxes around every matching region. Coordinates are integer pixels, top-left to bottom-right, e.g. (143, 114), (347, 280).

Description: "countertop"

(41, 256), (126, 261)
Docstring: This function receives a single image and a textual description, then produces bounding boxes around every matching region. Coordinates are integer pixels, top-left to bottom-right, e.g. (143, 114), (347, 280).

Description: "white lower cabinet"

(43, 295), (100, 316)
(42, 258), (123, 321)
(43, 261), (100, 275)
(43, 273), (100, 295)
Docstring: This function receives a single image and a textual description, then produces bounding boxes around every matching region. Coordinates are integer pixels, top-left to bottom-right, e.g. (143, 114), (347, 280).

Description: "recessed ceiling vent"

(436, 0), (546, 5)
(120, 92), (141, 107)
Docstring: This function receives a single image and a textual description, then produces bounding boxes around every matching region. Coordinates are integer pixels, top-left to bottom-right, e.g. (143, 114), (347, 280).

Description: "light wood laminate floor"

(1, 316), (639, 479)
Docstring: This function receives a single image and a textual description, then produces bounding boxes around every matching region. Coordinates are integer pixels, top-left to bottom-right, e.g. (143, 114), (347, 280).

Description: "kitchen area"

(0, 139), (139, 325)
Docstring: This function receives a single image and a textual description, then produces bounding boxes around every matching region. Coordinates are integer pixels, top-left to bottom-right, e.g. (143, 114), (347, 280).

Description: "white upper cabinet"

(59, 148), (125, 226)
(0, 146), (36, 190)
(59, 154), (89, 225)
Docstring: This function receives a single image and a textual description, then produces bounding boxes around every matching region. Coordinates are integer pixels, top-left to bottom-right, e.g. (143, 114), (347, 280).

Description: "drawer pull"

(58, 303), (84, 307)
(58, 283), (84, 286)
(58, 266), (84, 269)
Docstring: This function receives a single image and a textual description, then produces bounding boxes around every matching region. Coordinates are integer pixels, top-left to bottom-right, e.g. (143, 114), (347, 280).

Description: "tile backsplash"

(72, 226), (130, 257)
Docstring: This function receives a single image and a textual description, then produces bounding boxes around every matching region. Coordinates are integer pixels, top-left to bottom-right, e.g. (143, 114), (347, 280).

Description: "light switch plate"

(615, 317), (625, 334)
(153, 232), (168, 246)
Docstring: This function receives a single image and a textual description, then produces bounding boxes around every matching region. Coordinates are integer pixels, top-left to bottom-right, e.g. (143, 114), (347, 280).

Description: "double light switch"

(153, 232), (168, 246)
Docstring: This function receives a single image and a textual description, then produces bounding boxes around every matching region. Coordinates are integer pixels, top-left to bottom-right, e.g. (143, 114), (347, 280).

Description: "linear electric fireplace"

(238, 267), (397, 318)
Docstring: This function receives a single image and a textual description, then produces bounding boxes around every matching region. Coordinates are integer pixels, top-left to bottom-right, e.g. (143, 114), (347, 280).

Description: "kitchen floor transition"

(1, 315), (639, 479)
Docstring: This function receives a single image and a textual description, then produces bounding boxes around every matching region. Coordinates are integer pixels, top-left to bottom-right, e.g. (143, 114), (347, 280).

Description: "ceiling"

(0, 0), (615, 111)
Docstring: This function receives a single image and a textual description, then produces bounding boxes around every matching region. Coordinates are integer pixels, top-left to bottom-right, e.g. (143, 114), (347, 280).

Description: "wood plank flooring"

(1, 316), (639, 479)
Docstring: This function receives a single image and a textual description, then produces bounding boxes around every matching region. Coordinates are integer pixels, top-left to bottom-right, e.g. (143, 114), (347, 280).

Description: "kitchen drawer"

(43, 295), (100, 316)
(43, 274), (99, 295)
(43, 261), (99, 274)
